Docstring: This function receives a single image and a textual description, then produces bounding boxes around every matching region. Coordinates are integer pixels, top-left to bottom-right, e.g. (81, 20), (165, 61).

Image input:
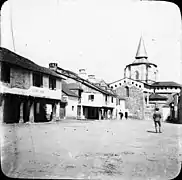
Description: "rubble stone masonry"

(115, 85), (144, 119)
(11, 67), (31, 89)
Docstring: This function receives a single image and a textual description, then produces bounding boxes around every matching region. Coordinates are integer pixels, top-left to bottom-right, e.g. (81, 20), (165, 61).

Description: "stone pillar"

(56, 102), (60, 120)
(29, 101), (34, 123)
(19, 102), (24, 123)
(147, 93), (149, 105)
(52, 103), (57, 121)
(129, 66), (131, 79)
(146, 65), (148, 83)
(99, 109), (102, 120)
(174, 95), (178, 119)
(0, 98), (5, 123)
(80, 105), (85, 119)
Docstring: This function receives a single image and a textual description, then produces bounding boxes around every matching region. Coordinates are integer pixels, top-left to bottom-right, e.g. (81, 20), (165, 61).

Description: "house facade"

(49, 64), (120, 120)
(0, 47), (65, 123)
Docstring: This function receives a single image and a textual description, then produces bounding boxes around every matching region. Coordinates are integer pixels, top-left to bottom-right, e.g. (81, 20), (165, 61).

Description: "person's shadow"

(147, 130), (157, 133)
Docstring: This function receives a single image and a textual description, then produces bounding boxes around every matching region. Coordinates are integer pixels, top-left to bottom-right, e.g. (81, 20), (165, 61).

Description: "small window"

(139, 85), (141, 88)
(132, 82), (134, 84)
(115, 85), (117, 87)
(88, 94), (94, 101)
(111, 86), (113, 89)
(49, 76), (56, 90)
(72, 106), (74, 111)
(119, 83), (121, 86)
(136, 84), (138, 86)
(124, 81), (126, 83)
(1, 63), (10, 83)
(33, 73), (43, 87)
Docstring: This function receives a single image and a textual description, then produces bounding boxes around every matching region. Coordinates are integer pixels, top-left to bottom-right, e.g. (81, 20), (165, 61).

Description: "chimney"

(79, 69), (87, 79)
(49, 63), (58, 72)
(88, 74), (96, 83)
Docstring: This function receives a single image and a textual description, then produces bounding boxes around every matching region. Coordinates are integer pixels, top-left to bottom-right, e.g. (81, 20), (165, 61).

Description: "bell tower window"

(135, 70), (139, 80)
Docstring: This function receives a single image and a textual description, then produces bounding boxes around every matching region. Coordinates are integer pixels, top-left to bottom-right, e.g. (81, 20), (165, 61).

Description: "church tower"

(124, 36), (158, 85)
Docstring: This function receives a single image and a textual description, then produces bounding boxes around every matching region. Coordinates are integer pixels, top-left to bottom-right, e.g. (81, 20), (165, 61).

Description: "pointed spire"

(135, 36), (148, 59)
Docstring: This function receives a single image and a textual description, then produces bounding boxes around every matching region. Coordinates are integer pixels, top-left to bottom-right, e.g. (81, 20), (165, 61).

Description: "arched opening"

(135, 70), (139, 80)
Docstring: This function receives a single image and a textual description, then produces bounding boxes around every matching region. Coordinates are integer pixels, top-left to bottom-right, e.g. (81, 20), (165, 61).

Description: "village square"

(0, 0), (182, 179)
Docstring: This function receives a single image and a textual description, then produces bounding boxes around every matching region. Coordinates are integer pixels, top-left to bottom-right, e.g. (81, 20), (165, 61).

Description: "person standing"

(119, 111), (123, 120)
(153, 107), (162, 133)
(125, 111), (128, 120)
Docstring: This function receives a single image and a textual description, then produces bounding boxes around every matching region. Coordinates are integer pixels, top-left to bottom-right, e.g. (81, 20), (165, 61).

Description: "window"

(124, 81), (126, 83)
(135, 71), (139, 80)
(72, 106), (74, 111)
(33, 73), (43, 87)
(136, 84), (138, 86)
(125, 86), (129, 97)
(111, 97), (113, 103)
(132, 82), (134, 84)
(1, 63), (10, 83)
(105, 95), (108, 102)
(119, 83), (121, 86)
(88, 94), (94, 101)
(139, 85), (141, 88)
(49, 76), (56, 90)
(111, 86), (113, 89)
(115, 85), (117, 87)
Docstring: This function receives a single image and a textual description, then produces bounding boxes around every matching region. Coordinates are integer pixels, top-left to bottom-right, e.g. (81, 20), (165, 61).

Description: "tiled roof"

(56, 67), (116, 96)
(0, 47), (62, 78)
(152, 81), (182, 88)
(62, 81), (79, 97)
(149, 93), (168, 101)
(67, 83), (83, 90)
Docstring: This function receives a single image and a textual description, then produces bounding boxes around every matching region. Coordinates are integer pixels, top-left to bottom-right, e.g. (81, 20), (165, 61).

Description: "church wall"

(115, 84), (144, 119)
(148, 65), (157, 83)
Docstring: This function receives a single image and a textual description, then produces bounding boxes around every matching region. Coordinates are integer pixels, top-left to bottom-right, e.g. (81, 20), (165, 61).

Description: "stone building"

(0, 47), (65, 123)
(109, 36), (182, 120)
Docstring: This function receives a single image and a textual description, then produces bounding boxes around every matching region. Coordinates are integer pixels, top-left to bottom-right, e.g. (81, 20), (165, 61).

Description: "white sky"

(1, 0), (182, 84)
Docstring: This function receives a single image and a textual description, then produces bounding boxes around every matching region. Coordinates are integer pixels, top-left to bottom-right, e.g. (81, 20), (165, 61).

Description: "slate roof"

(62, 81), (79, 97)
(67, 83), (83, 90)
(135, 36), (148, 59)
(0, 47), (62, 78)
(56, 66), (116, 96)
(149, 93), (168, 101)
(152, 81), (182, 88)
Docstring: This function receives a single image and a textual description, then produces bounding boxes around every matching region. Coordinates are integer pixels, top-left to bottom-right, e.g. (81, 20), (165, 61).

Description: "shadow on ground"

(147, 130), (157, 133)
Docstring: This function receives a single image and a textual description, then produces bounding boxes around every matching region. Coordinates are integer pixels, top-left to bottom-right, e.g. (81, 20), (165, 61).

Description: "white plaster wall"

(65, 97), (78, 118)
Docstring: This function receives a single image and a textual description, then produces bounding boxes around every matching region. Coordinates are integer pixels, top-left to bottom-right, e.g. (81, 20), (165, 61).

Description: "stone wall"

(115, 84), (144, 119)
(11, 67), (31, 89)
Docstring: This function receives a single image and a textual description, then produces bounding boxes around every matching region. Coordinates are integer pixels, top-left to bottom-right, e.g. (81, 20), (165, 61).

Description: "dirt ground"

(1, 119), (182, 179)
